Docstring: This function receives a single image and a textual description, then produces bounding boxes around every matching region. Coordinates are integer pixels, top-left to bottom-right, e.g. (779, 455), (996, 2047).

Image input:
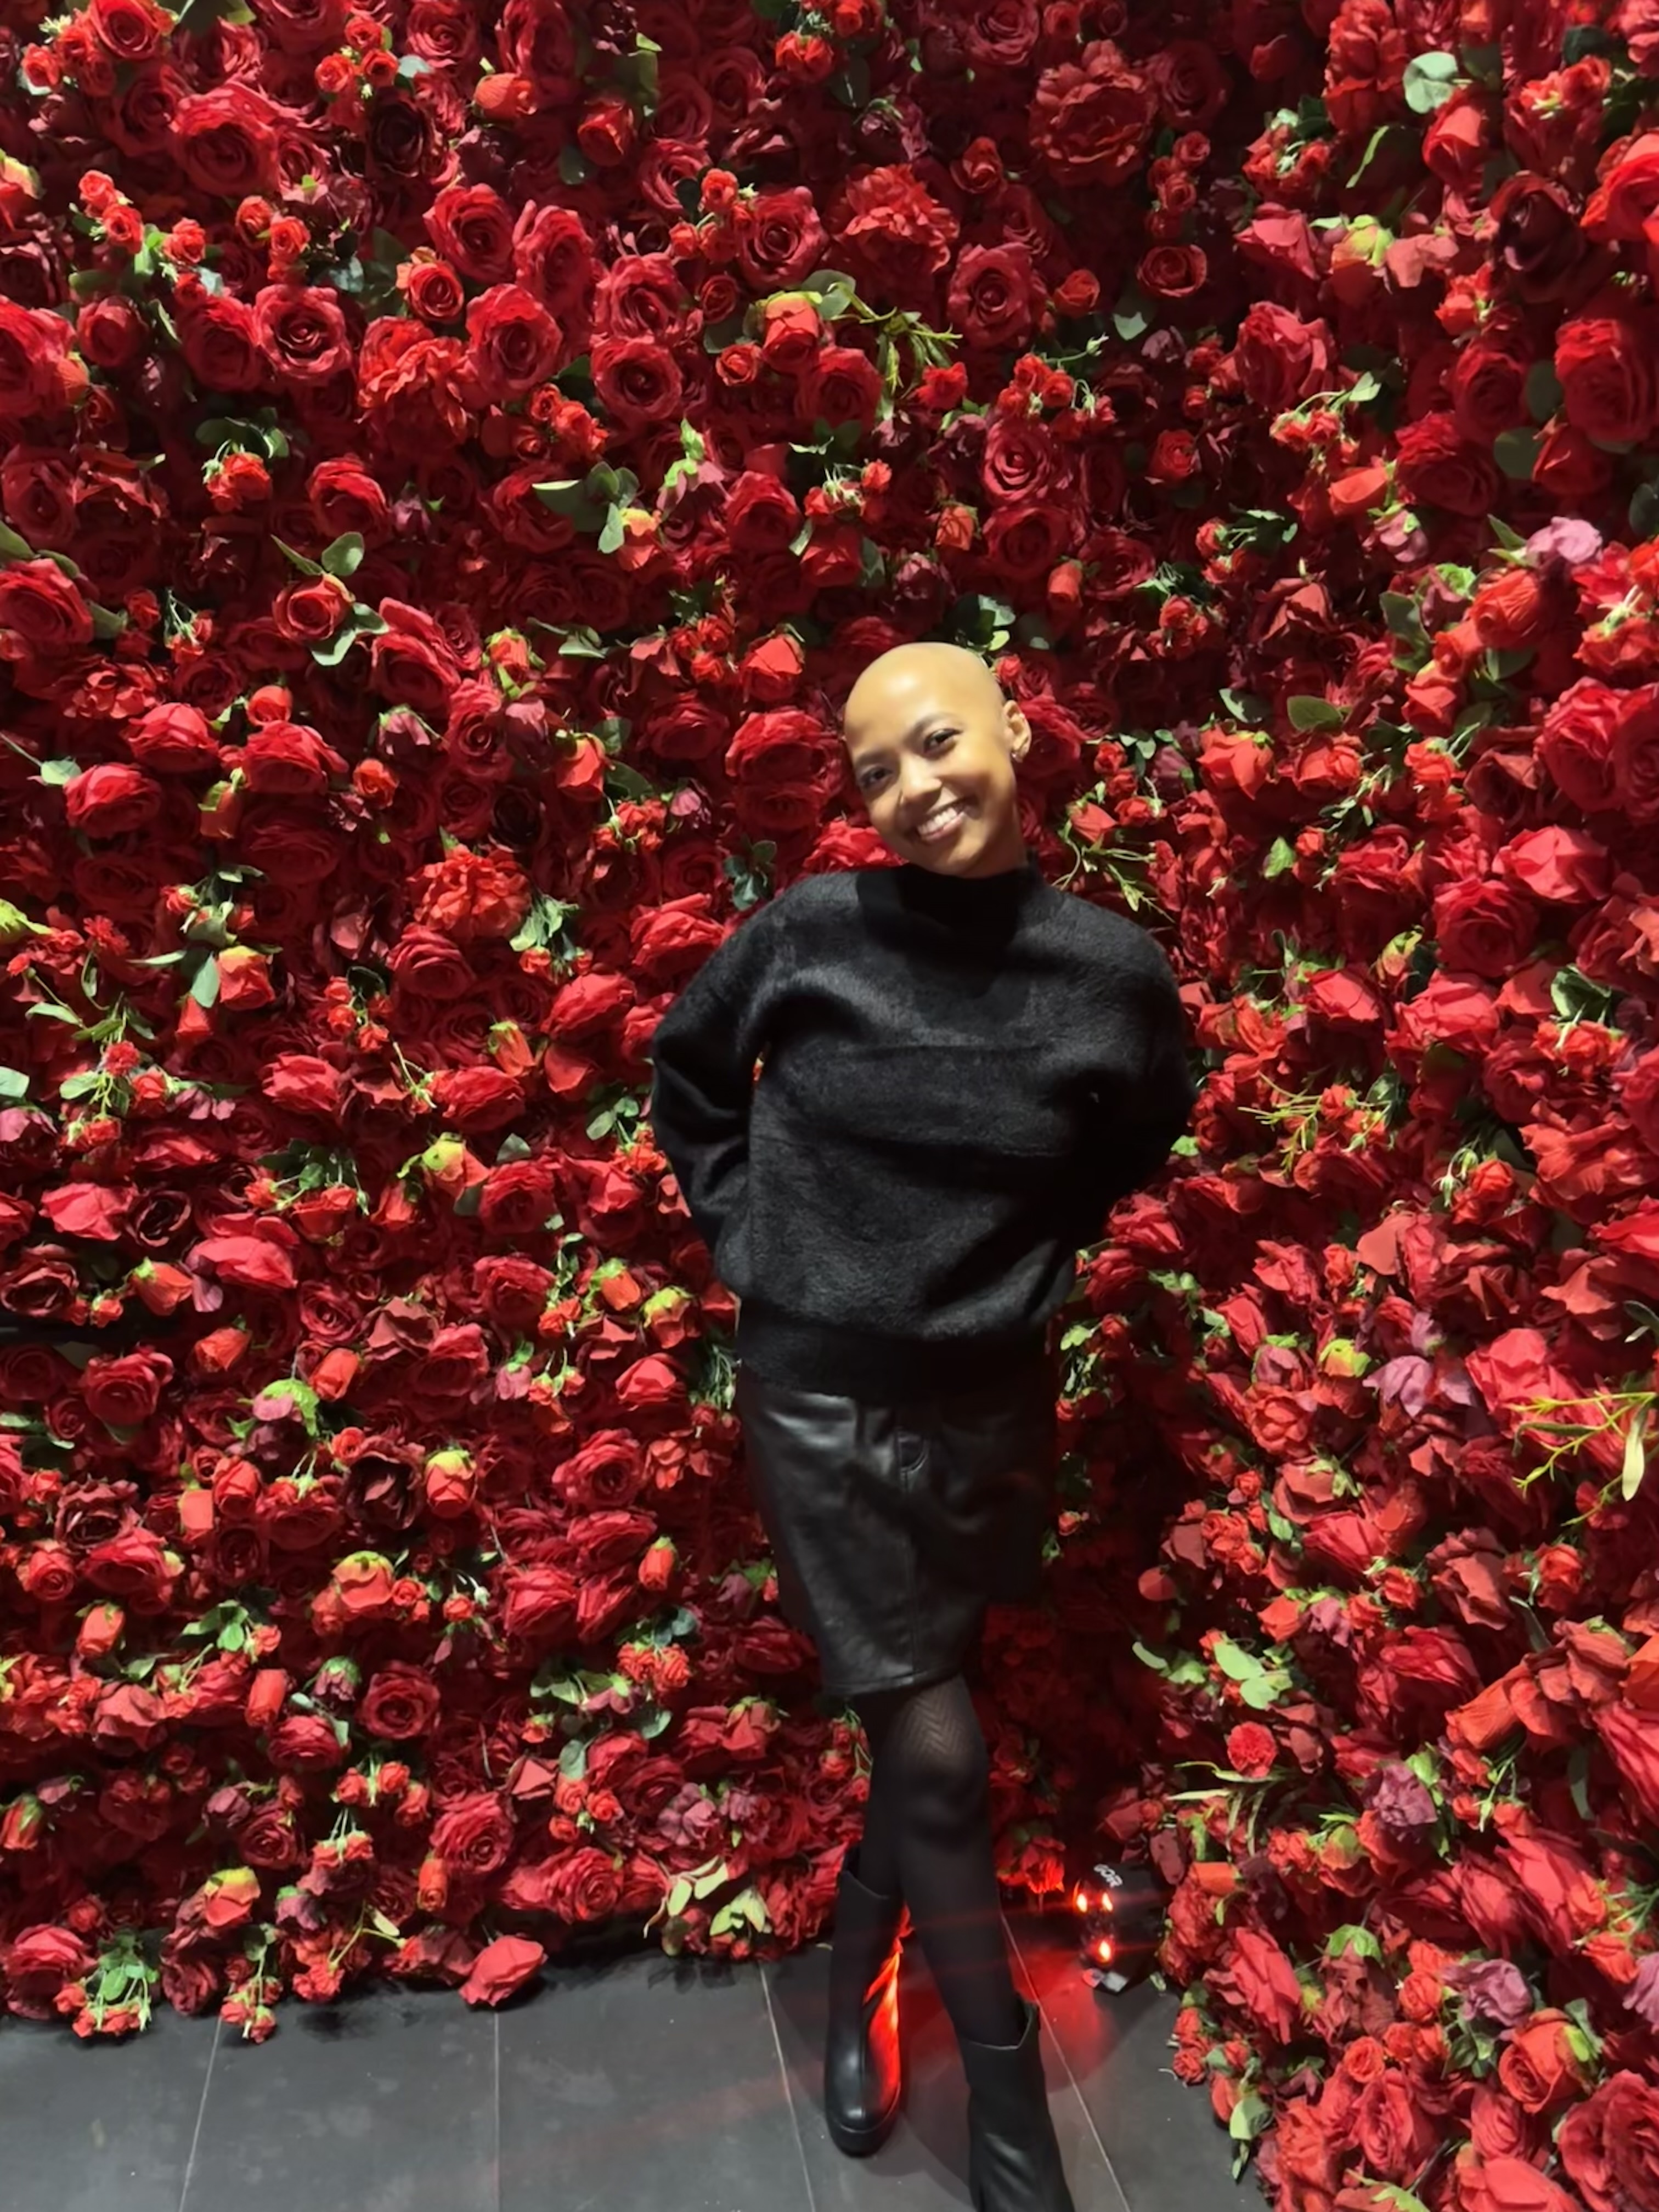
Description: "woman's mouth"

(913, 802), (969, 844)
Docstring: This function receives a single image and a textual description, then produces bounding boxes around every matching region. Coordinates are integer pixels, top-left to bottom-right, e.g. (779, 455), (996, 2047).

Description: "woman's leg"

(851, 1673), (1025, 2049)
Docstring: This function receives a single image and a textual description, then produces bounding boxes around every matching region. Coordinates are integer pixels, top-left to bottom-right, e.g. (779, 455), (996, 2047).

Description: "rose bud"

(76, 1602), (126, 1658)
(244, 1668), (290, 1731)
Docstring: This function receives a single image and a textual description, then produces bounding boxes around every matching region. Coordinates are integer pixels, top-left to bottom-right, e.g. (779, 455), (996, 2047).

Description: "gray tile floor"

(0, 1905), (1252, 2212)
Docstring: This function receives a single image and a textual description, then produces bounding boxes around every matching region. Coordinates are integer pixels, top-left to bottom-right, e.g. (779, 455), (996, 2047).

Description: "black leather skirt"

(732, 1335), (1060, 1701)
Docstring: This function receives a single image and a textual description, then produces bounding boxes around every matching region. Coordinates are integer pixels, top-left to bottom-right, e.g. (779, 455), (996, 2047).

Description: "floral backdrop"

(2, 0), (1659, 2202)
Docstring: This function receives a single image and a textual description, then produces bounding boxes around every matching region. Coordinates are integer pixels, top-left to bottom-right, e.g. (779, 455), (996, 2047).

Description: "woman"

(647, 641), (1195, 2211)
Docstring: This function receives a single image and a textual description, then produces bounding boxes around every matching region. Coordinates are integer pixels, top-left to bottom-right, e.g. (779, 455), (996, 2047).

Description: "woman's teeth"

(916, 803), (967, 843)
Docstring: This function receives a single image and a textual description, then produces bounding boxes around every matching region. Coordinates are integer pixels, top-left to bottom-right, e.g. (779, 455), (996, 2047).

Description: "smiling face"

(841, 642), (1031, 877)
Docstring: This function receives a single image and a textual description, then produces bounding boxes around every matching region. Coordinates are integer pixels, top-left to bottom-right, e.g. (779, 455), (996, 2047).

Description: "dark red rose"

(173, 86), (281, 197)
(465, 284), (563, 400)
(1431, 878), (1539, 977)
(1555, 314), (1659, 445)
(0, 301), (84, 419)
(591, 336), (684, 430)
(360, 1663), (442, 1740)
(947, 244), (1046, 351)
(0, 558), (92, 659)
(430, 1791), (516, 1875)
(1393, 411), (1500, 517)
(1032, 40), (1154, 188)
(735, 187), (830, 291)
(254, 285), (352, 386)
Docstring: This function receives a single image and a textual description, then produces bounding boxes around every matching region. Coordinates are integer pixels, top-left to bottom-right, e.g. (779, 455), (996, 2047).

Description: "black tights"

(849, 1672), (1025, 2049)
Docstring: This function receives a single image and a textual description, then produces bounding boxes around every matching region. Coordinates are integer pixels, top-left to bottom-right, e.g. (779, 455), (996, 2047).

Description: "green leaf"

(1402, 51), (1464, 112)
(597, 504), (625, 556)
(0, 521), (34, 562)
(1211, 1637), (1264, 1683)
(1629, 479), (1659, 543)
(1524, 361), (1562, 424)
(1622, 1418), (1647, 1502)
(37, 758), (78, 786)
(174, 0), (253, 32)
(1493, 427), (1541, 482)
(273, 537), (324, 578)
(1487, 512), (1529, 552)
(190, 957), (221, 1010)
(0, 1066), (28, 1102)
(558, 144), (591, 187)
(1132, 1641), (1170, 1672)
(1380, 591), (1427, 648)
(1229, 2089), (1272, 2143)
(1263, 838), (1296, 879)
(1327, 1923), (1382, 1961)
(320, 533), (364, 579)
(1111, 281), (1152, 342)
(312, 608), (387, 667)
(1287, 695), (1346, 731)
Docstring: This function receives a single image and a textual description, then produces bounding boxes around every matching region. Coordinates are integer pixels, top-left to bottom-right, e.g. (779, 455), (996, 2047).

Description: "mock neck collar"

(890, 851), (1043, 924)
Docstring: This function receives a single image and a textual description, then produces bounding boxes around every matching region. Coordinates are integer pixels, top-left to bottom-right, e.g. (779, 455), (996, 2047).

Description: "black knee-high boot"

(960, 1994), (1077, 2211)
(822, 1842), (906, 2156)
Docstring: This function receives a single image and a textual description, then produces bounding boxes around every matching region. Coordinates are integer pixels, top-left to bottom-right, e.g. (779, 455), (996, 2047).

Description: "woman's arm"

(1070, 941), (1197, 1245)
(646, 900), (787, 1271)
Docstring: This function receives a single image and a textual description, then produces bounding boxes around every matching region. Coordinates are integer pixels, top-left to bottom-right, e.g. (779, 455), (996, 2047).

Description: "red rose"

(512, 204), (596, 329)
(360, 1663), (442, 1740)
(1394, 412), (1499, 517)
(426, 183), (515, 282)
(1212, 1927), (1302, 2042)
(1456, 2153), (1584, 2212)
(93, 1680), (168, 1752)
(1613, 687), (1659, 822)
(430, 1791), (516, 1876)
(1536, 680), (1620, 811)
(267, 1713), (348, 1770)
(833, 165), (960, 294)
(173, 86), (281, 197)
(1498, 2010), (1594, 2113)
(254, 284), (352, 386)
(1430, 879), (1538, 978)
(460, 1934), (545, 2007)
(590, 336), (684, 431)
(799, 346), (882, 431)
(0, 302), (84, 420)
(1560, 2072), (1659, 2212)
(724, 708), (844, 842)
(1554, 314), (1659, 445)
(947, 244), (1046, 352)
(3, 1926), (95, 2019)
(501, 1564), (580, 1643)
(178, 292), (266, 392)
(84, 1528), (177, 1611)
(725, 472), (801, 554)
(465, 284), (563, 400)
(18, 1544), (77, 1603)
(1032, 41), (1154, 188)
(982, 415), (1070, 506)
(1498, 825), (1610, 906)
(1584, 132), (1659, 241)
(63, 763), (162, 837)
(735, 187), (829, 291)
(1353, 2072), (1440, 2181)
(1450, 339), (1532, 444)
(1596, 1702), (1659, 1825)
(0, 558), (92, 659)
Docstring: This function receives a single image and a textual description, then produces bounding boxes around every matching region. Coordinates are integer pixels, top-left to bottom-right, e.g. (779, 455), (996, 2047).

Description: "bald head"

(843, 642), (1005, 737)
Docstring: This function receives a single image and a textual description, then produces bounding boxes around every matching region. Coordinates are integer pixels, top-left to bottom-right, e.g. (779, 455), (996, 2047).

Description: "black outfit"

(648, 851), (1194, 1702)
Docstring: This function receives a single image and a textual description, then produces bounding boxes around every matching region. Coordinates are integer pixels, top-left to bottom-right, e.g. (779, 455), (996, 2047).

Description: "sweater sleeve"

(1070, 937), (1197, 1246)
(646, 896), (788, 1268)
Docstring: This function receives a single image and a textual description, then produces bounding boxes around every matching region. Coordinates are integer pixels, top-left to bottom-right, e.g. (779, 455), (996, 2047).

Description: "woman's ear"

(1006, 701), (1032, 763)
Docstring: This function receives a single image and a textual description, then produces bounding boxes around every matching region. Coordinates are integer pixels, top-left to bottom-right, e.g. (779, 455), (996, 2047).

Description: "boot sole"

(825, 2092), (902, 2158)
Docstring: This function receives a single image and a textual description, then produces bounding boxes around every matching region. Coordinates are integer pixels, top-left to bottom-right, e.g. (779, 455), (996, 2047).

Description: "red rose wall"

(4, 0), (1659, 2203)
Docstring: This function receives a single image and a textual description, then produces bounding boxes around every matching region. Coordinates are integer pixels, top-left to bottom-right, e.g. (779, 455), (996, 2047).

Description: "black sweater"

(646, 853), (1197, 1401)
